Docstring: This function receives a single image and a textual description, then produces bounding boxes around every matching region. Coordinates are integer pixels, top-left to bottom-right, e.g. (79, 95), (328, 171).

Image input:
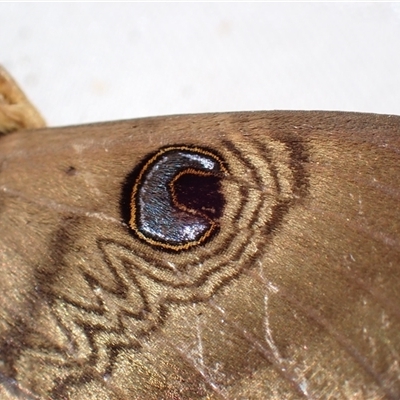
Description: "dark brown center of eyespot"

(172, 173), (224, 220)
(121, 146), (227, 251)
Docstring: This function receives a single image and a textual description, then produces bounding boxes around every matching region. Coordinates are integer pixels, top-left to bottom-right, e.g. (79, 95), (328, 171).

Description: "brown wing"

(0, 111), (399, 399)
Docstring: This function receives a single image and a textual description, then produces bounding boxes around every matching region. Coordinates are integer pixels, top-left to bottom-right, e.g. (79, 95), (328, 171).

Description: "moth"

(0, 66), (399, 400)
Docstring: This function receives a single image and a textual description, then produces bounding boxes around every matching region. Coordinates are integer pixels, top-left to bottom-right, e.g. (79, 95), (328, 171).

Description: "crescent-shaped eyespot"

(116, 134), (305, 300)
(121, 146), (228, 251)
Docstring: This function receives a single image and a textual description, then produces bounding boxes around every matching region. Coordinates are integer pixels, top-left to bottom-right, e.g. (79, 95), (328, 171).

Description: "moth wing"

(0, 112), (399, 399)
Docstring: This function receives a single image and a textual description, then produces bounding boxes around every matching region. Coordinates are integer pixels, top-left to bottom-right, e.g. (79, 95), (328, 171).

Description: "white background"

(1, 3), (400, 127)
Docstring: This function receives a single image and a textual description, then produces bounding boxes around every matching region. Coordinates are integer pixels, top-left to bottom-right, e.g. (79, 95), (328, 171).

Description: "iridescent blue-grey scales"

(0, 111), (399, 400)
